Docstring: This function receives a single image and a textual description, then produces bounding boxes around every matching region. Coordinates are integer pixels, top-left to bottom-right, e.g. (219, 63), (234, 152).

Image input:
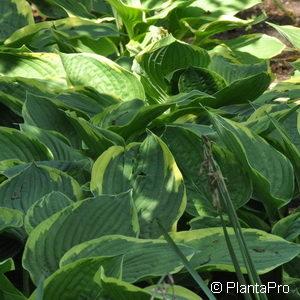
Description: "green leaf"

(178, 67), (226, 94)
(170, 228), (300, 274)
(60, 53), (145, 101)
(2, 160), (90, 183)
(0, 207), (23, 232)
(161, 125), (252, 216)
(209, 113), (294, 220)
(28, 257), (115, 300)
(0, 0), (34, 41)
(55, 86), (120, 118)
(22, 93), (81, 148)
(0, 163), (82, 212)
(48, 0), (95, 18)
(146, 284), (203, 300)
(267, 22), (300, 51)
(0, 127), (52, 162)
(92, 132), (187, 238)
(0, 259), (26, 300)
(242, 104), (299, 135)
(205, 72), (272, 108)
(106, 0), (143, 38)
(24, 191), (73, 234)
(0, 53), (67, 89)
(66, 114), (124, 158)
(272, 213), (300, 241)
(20, 124), (86, 161)
(222, 34), (285, 59)
(135, 36), (210, 102)
(5, 17), (119, 49)
(91, 144), (138, 195)
(60, 235), (195, 283)
(209, 50), (269, 84)
(92, 99), (171, 140)
(100, 275), (159, 300)
(23, 191), (139, 284)
(268, 112), (300, 189)
(191, 16), (264, 42)
(191, 0), (262, 16)
(189, 215), (248, 229)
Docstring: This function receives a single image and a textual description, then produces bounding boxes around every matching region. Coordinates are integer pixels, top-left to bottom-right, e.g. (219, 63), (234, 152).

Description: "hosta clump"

(0, 0), (300, 299)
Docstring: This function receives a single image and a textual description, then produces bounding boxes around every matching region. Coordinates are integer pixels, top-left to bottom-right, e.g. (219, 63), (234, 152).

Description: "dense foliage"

(0, 0), (300, 299)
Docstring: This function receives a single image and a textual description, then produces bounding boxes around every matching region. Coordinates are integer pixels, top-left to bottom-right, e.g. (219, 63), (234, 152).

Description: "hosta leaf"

(91, 132), (186, 238)
(60, 235), (195, 282)
(209, 113), (294, 220)
(189, 215), (245, 229)
(242, 104), (299, 136)
(178, 67), (226, 94)
(48, 0), (94, 18)
(55, 86), (120, 118)
(204, 72), (272, 108)
(135, 36), (210, 101)
(192, 16), (263, 42)
(5, 17), (119, 49)
(66, 114), (124, 158)
(24, 191), (73, 234)
(92, 99), (145, 128)
(0, 127), (52, 162)
(0, 0), (34, 41)
(222, 34), (285, 59)
(272, 213), (300, 241)
(161, 125), (252, 216)
(20, 124), (86, 161)
(0, 77), (52, 115)
(28, 257), (115, 300)
(0, 259), (26, 300)
(2, 160), (90, 182)
(91, 144), (138, 195)
(268, 113), (300, 188)
(23, 191), (139, 284)
(170, 228), (300, 274)
(133, 132), (185, 238)
(0, 53), (67, 89)
(60, 53), (145, 101)
(145, 284), (203, 300)
(100, 275), (159, 300)
(92, 99), (171, 140)
(237, 209), (270, 232)
(29, 0), (67, 18)
(0, 207), (23, 232)
(267, 22), (300, 51)
(191, 0), (261, 16)
(106, 0), (143, 38)
(0, 163), (82, 212)
(209, 50), (269, 84)
(22, 93), (80, 148)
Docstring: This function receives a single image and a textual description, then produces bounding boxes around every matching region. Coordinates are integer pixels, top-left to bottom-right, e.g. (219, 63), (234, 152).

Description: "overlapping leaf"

(91, 132), (186, 238)
(23, 191), (139, 284)
(60, 53), (145, 100)
(0, 163), (82, 212)
(209, 113), (294, 219)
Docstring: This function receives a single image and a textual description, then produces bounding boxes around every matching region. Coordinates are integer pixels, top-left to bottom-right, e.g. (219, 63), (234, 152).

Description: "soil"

(218, 0), (300, 81)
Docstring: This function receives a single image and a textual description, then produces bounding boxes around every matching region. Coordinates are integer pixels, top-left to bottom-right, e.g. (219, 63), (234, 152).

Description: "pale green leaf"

(60, 53), (145, 101)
